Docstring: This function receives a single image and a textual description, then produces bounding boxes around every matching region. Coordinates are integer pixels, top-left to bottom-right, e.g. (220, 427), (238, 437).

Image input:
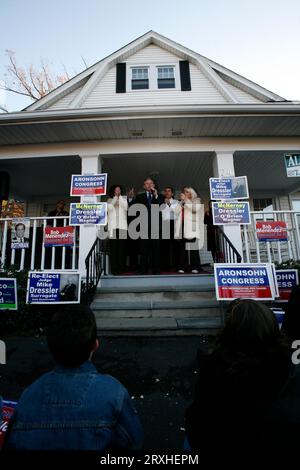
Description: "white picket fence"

(0, 216), (79, 271)
(242, 210), (300, 263)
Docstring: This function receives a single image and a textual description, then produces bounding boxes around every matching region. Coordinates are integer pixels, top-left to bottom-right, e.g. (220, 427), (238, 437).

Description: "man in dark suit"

(134, 177), (164, 274)
(232, 179), (246, 198)
(60, 279), (77, 301)
(11, 222), (30, 246)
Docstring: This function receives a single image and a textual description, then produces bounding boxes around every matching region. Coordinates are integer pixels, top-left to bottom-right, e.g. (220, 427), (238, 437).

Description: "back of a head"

(221, 299), (281, 353)
(47, 305), (97, 368)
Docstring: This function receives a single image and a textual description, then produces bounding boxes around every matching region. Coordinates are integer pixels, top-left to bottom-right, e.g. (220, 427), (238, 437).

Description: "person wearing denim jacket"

(4, 305), (143, 451)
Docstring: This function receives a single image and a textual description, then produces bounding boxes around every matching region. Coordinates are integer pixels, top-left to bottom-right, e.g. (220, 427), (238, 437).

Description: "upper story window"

(157, 66), (175, 88)
(131, 67), (149, 90)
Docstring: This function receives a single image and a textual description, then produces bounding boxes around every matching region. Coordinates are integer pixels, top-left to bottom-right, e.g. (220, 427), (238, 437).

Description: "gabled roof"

(25, 30), (286, 111)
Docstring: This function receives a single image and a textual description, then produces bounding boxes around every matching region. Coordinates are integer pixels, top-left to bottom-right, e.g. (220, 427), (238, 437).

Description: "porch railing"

(0, 216), (79, 271)
(241, 210), (300, 263)
(215, 226), (242, 263)
(82, 237), (104, 304)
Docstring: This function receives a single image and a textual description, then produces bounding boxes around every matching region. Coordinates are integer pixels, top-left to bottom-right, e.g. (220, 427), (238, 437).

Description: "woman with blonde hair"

(174, 186), (204, 274)
(107, 184), (128, 275)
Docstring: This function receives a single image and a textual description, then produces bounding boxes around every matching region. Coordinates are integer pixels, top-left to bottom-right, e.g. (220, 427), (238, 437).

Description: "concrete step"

(96, 316), (222, 336)
(100, 274), (215, 289)
(97, 285), (215, 293)
(92, 289), (216, 304)
(92, 299), (219, 310)
(94, 307), (221, 319)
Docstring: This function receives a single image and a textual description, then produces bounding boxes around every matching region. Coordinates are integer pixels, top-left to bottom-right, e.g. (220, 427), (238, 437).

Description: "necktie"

(147, 192), (152, 205)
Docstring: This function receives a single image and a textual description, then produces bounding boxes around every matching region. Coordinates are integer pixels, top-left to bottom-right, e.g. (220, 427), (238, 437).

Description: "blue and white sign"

(284, 154), (300, 177)
(0, 278), (18, 310)
(27, 271), (81, 304)
(212, 201), (251, 225)
(276, 269), (299, 301)
(70, 203), (107, 226)
(209, 176), (249, 200)
(214, 263), (278, 301)
(70, 173), (107, 196)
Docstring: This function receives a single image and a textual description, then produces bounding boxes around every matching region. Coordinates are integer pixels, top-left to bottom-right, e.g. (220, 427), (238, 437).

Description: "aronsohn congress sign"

(284, 154), (300, 177)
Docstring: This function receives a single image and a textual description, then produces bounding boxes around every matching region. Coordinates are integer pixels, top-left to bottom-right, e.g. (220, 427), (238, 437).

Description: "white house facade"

(1, 31), (300, 323)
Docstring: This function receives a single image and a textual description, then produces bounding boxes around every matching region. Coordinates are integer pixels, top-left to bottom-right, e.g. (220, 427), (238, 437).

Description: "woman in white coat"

(174, 187), (204, 274)
(107, 184), (128, 275)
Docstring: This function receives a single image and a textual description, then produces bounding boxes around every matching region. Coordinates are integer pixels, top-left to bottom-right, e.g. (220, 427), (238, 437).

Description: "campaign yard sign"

(276, 269), (299, 301)
(70, 174), (107, 196)
(70, 203), (107, 225)
(27, 271), (81, 304)
(44, 226), (75, 247)
(0, 400), (17, 449)
(209, 176), (249, 200)
(214, 263), (278, 301)
(256, 221), (288, 242)
(0, 278), (17, 310)
(284, 154), (300, 177)
(212, 201), (251, 225)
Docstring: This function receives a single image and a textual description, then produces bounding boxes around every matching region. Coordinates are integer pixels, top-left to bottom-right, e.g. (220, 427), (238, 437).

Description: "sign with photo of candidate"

(0, 278), (18, 310)
(27, 271), (81, 304)
(70, 203), (107, 225)
(212, 201), (250, 225)
(70, 174), (107, 196)
(214, 263), (278, 301)
(209, 176), (249, 200)
(11, 218), (30, 249)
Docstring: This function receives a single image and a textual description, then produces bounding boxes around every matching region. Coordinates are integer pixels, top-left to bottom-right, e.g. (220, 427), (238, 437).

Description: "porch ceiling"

(103, 152), (214, 193)
(1, 105), (300, 145)
(234, 151), (300, 194)
(1, 155), (81, 199)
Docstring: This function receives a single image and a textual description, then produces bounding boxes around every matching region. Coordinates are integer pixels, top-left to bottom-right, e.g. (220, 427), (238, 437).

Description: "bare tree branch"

(2, 50), (70, 101)
(81, 56), (89, 69)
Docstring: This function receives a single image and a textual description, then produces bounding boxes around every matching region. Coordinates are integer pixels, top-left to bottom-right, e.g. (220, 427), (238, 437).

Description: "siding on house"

(47, 86), (84, 110)
(222, 81), (263, 103)
(82, 44), (228, 108)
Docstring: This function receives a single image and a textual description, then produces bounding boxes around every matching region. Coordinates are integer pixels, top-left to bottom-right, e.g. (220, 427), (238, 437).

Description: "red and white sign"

(256, 221), (288, 242)
(44, 226), (75, 247)
(70, 174), (107, 196)
(0, 401), (17, 449)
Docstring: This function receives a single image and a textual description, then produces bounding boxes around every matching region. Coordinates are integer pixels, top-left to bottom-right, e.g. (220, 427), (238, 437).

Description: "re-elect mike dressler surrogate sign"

(0, 278), (18, 310)
(209, 176), (249, 200)
(27, 271), (81, 304)
(70, 174), (107, 196)
(214, 263), (278, 301)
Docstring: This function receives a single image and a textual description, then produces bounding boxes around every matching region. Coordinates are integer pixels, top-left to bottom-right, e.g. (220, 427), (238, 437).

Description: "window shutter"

(179, 61), (191, 91)
(116, 63), (126, 93)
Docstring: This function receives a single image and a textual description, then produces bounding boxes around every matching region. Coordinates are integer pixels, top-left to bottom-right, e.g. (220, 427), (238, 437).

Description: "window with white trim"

(131, 67), (149, 90)
(157, 66), (175, 88)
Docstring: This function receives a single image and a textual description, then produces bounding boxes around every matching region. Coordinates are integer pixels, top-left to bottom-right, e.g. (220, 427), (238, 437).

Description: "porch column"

(213, 151), (243, 260)
(78, 154), (102, 276)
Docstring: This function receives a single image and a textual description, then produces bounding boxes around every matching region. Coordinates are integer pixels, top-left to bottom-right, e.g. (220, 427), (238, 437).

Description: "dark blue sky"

(1, 0), (300, 111)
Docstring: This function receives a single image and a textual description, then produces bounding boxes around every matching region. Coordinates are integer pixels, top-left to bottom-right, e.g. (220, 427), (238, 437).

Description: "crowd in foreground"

(1, 285), (300, 451)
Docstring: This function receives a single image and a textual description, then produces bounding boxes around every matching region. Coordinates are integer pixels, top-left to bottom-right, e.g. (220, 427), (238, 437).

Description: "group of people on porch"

(105, 176), (216, 275)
